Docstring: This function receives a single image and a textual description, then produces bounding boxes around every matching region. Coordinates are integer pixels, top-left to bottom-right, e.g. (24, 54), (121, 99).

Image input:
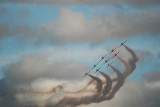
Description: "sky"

(0, 0), (160, 107)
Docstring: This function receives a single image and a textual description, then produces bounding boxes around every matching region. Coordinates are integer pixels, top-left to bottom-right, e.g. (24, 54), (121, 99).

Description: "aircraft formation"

(83, 40), (127, 78)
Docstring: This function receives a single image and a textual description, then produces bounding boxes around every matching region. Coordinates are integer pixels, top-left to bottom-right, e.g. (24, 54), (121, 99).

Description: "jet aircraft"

(109, 47), (117, 54)
(118, 40), (127, 47)
(105, 61), (114, 68)
(94, 66), (102, 73)
(82, 72), (89, 78)
(102, 58), (111, 65)
(112, 51), (120, 58)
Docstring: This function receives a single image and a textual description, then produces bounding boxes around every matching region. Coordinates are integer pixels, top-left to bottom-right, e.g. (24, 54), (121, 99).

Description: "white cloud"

(84, 80), (160, 107)
(1, 7), (160, 45)
(38, 8), (160, 44)
(3, 52), (90, 86)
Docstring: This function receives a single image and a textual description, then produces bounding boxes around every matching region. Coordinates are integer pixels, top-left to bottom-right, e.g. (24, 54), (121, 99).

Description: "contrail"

(88, 74), (102, 94)
(124, 45), (138, 72)
(64, 80), (95, 94)
(51, 45), (138, 106)
(95, 65), (124, 102)
(99, 71), (112, 96)
(111, 45), (138, 81)
(112, 56), (130, 82)
(107, 66), (124, 98)
(118, 56), (131, 77)
(53, 75), (102, 107)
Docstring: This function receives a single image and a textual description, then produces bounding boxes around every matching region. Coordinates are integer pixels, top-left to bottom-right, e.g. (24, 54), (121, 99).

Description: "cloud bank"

(0, 7), (160, 45)
(0, 0), (160, 6)
(1, 45), (160, 107)
(3, 53), (88, 85)
(39, 8), (160, 44)
(87, 79), (160, 107)
(0, 45), (140, 107)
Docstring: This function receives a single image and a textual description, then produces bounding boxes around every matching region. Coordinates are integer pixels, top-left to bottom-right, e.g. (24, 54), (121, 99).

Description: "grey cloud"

(17, 9), (30, 17)
(0, 24), (9, 38)
(0, 52), (90, 106)
(1, 45), (159, 107)
(0, 7), (34, 40)
(14, 25), (35, 41)
(0, 7), (7, 14)
(158, 52), (160, 58)
(39, 8), (160, 43)
(0, 45), (137, 107)
(0, 79), (5, 94)
(0, 8), (160, 45)
(1, 79), (159, 107)
(143, 70), (160, 82)
(0, 24), (36, 44)
(0, 8), (34, 42)
(0, 0), (160, 6)
(136, 50), (153, 62)
(3, 52), (88, 85)
(87, 80), (160, 107)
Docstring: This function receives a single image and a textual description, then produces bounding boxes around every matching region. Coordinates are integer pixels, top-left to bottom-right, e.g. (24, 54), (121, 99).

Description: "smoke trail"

(111, 45), (138, 82)
(88, 74), (102, 94)
(112, 56), (131, 82)
(55, 45), (137, 106)
(108, 66), (124, 98)
(117, 56), (131, 78)
(53, 75), (102, 107)
(19, 85), (62, 95)
(95, 65), (124, 103)
(99, 71), (112, 96)
(64, 80), (95, 94)
(124, 45), (138, 72)
(47, 46), (138, 106)
(124, 45), (138, 62)
(2, 83), (63, 97)
(39, 46), (138, 106)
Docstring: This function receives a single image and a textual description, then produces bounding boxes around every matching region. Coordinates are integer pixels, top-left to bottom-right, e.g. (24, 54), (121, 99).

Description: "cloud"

(143, 70), (160, 82)
(39, 8), (160, 44)
(3, 52), (88, 85)
(1, 74), (160, 107)
(17, 9), (30, 18)
(13, 24), (35, 42)
(0, 45), (140, 107)
(0, 7), (7, 14)
(0, 7), (160, 45)
(0, 24), (37, 44)
(0, 0), (160, 6)
(0, 8), (34, 42)
(0, 24), (9, 38)
(158, 52), (160, 58)
(1, 45), (158, 107)
(135, 49), (153, 62)
(86, 80), (160, 107)
(0, 52), (91, 106)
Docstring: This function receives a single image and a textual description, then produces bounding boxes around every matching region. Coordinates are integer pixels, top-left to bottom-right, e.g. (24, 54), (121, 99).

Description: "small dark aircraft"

(105, 61), (114, 68)
(109, 47), (117, 54)
(94, 66), (102, 73)
(102, 58), (111, 65)
(118, 40), (127, 47)
(87, 64), (97, 73)
(98, 56), (105, 63)
(82, 72), (89, 78)
(112, 51), (120, 58)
